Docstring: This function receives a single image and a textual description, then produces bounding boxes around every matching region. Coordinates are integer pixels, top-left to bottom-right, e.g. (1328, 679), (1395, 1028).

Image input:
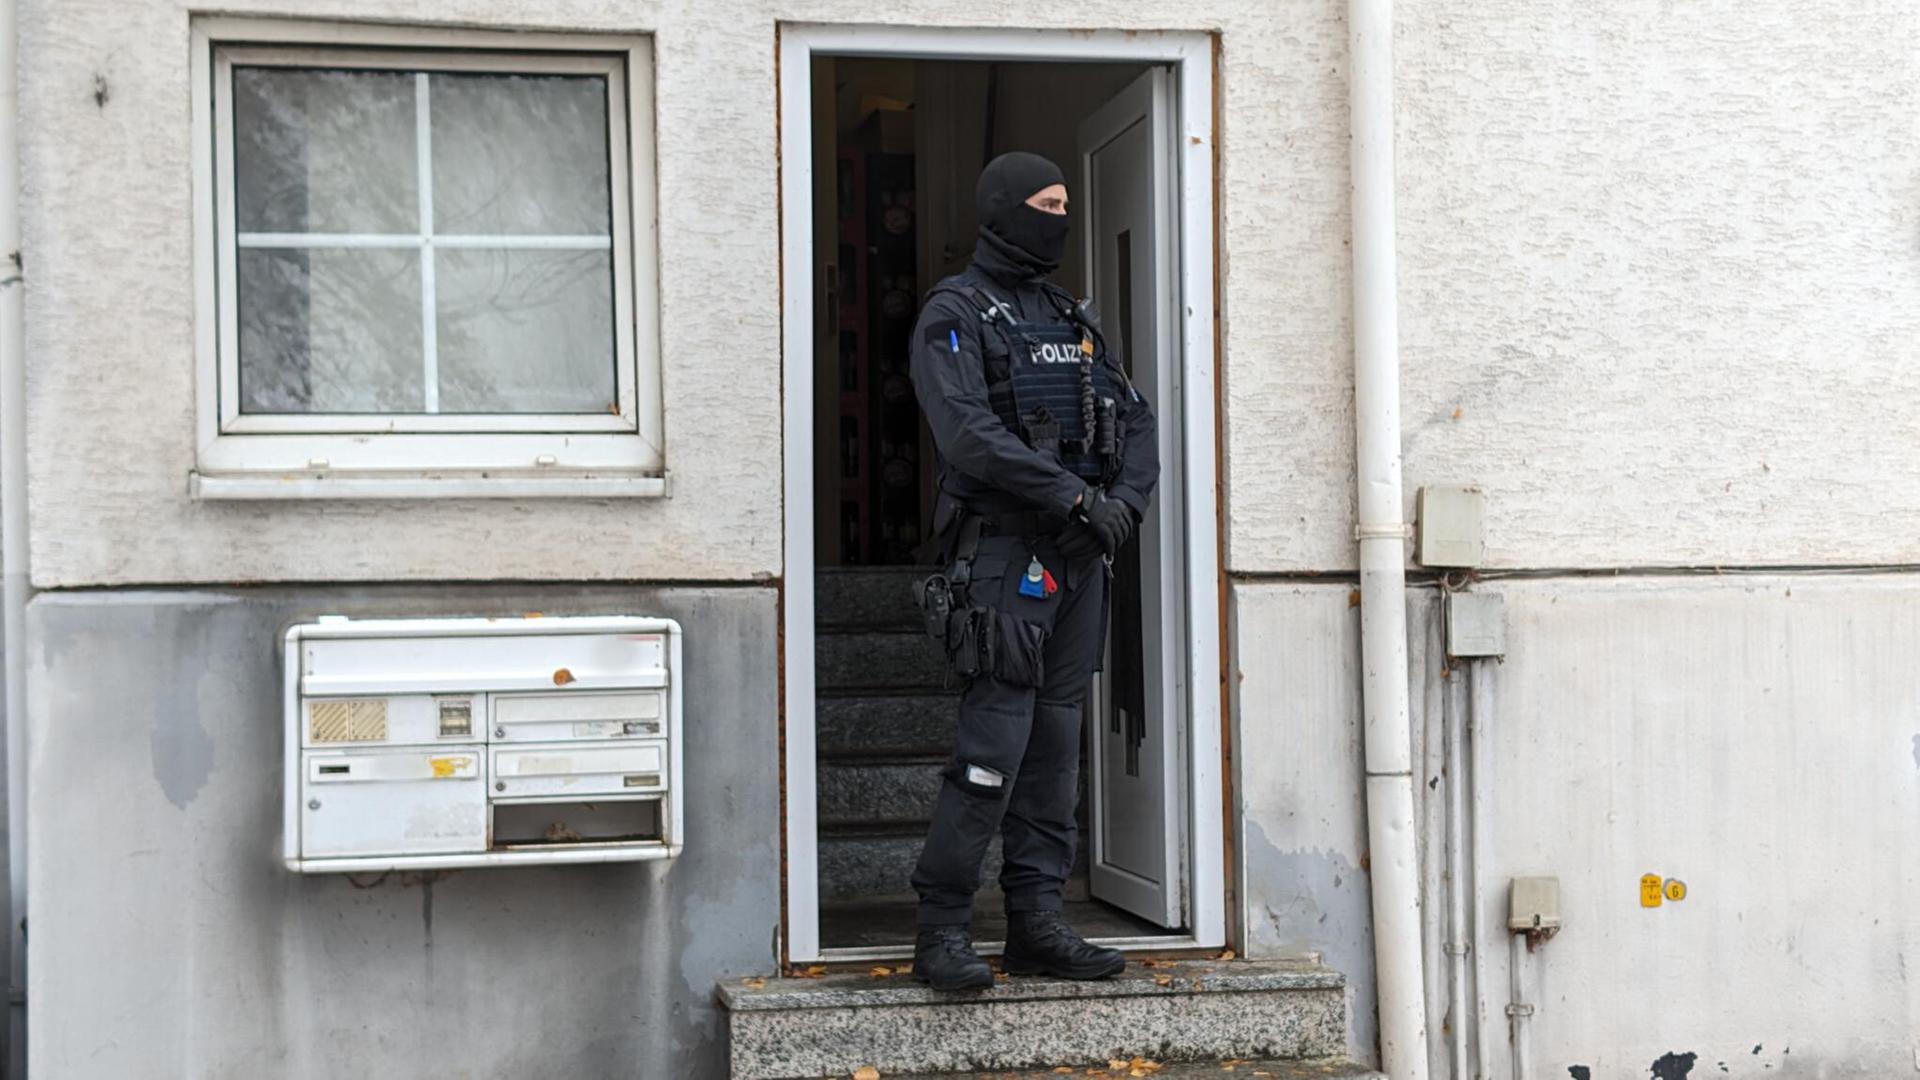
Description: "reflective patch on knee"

(951, 762), (1007, 797)
(965, 764), (1004, 789)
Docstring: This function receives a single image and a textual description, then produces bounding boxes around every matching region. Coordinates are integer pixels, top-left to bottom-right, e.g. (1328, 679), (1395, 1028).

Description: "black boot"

(912, 926), (995, 991)
(1002, 911), (1126, 979)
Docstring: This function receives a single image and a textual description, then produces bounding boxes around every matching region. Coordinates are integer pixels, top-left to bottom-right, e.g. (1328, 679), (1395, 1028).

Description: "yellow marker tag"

(1081, 337), (1093, 355)
(430, 756), (467, 779)
(1640, 873), (1664, 908)
(1664, 878), (1688, 902)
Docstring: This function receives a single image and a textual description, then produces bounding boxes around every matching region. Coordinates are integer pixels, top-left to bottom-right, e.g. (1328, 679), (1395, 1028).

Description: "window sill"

(188, 470), (670, 500)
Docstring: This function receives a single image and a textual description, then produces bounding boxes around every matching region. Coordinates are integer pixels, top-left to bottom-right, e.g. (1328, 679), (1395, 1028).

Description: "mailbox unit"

(283, 615), (684, 872)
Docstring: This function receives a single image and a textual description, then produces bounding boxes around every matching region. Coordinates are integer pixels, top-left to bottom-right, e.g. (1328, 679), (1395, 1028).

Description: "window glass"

(233, 67), (418, 234)
(237, 247), (424, 413)
(429, 73), (612, 235)
(228, 65), (617, 417)
(436, 248), (615, 414)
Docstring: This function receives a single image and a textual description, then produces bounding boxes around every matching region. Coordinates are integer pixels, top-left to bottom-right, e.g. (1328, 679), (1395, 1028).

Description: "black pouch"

(915, 573), (953, 641)
(945, 605), (992, 680)
(988, 609), (1047, 687)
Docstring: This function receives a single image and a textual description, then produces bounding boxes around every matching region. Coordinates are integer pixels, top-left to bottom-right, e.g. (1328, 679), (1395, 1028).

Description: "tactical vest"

(931, 281), (1127, 484)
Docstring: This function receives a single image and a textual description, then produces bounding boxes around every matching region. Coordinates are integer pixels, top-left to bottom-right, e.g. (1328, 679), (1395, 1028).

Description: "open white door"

(1079, 67), (1187, 930)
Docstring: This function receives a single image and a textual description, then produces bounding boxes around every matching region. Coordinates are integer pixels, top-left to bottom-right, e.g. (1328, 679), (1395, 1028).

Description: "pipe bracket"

(1354, 521), (1413, 541)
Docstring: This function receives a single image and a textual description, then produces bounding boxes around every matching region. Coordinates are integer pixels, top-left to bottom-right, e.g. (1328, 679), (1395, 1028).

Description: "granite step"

(905, 1062), (1383, 1079)
(818, 755), (946, 827)
(817, 566), (933, 632)
(818, 630), (949, 693)
(719, 959), (1351, 1080)
(820, 894), (1163, 953)
(817, 692), (959, 758)
(818, 825), (1093, 904)
(818, 824), (997, 903)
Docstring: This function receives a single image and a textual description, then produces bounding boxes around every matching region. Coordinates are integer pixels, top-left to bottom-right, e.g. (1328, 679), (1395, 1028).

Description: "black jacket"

(909, 235), (1159, 522)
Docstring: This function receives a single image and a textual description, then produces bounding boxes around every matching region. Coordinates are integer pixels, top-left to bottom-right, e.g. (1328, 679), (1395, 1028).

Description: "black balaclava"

(974, 151), (1069, 280)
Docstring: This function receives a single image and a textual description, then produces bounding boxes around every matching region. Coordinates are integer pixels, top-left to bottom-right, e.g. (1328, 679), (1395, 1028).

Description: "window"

(191, 21), (662, 497)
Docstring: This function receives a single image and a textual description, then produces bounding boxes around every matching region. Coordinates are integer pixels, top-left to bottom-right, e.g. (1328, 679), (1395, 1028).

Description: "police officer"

(907, 151), (1158, 991)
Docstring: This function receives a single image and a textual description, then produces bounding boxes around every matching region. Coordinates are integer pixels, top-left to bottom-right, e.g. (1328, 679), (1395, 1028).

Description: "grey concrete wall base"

(720, 960), (1348, 1079)
(27, 585), (779, 1080)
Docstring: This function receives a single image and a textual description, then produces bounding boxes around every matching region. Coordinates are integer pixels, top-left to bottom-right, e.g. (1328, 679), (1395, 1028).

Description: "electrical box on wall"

(1445, 591), (1507, 659)
(282, 615), (684, 872)
(1416, 485), (1486, 568)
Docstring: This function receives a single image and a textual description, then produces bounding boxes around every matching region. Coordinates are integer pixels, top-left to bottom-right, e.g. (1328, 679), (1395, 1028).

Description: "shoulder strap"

(925, 281), (1010, 326)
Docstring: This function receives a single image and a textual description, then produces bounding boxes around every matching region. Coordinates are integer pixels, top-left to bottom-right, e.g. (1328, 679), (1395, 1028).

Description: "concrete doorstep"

(718, 959), (1353, 1080)
(900, 1062), (1384, 1079)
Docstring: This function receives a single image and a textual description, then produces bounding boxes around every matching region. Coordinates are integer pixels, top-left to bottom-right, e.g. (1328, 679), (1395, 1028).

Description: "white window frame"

(189, 19), (664, 499)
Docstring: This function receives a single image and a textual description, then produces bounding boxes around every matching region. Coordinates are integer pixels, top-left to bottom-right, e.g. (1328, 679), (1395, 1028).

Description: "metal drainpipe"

(1508, 933), (1534, 1080)
(1442, 669), (1471, 1079)
(0, 0), (27, 1070)
(1468, 659), (1495, 1079)
(1348, 0), (1429, 1076)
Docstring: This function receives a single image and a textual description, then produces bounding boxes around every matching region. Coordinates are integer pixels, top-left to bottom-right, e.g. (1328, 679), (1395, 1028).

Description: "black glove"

(1053, 520), (1104, 561)
(1080, 490), (1137, 556)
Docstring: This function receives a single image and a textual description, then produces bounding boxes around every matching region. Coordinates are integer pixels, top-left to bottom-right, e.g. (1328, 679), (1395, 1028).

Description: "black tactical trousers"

(912, 532), (1107, 927)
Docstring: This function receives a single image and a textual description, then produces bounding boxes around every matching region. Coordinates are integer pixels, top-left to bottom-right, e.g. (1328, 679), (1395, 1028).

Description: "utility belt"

(978, 508), (1071, 538)
(913, 505), (1057, 687)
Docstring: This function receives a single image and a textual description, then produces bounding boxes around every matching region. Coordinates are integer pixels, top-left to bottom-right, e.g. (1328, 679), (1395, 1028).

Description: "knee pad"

(947, 760), (1009, 799)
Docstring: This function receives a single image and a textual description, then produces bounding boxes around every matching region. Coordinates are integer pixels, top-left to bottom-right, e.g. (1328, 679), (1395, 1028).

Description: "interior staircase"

(816, 566), (1115, 948)
(719, 957), (1379, 1079)
(814, 566), (966, 912)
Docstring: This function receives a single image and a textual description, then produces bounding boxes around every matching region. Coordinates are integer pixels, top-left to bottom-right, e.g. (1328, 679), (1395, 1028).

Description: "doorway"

(779, 26), (1222, 963)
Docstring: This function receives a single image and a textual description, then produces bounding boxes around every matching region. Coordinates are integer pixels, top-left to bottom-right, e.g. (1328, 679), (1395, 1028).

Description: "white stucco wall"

(1391, 1), (1920, 573)
(1228, 1), (1920, 574)
(22, 0), (1920, 581)
(19, 0), (1348, 587)
(1235, 575), (1920, 1079)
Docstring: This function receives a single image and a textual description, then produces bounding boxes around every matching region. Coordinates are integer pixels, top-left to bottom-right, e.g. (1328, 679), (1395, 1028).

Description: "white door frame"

(778, 23), (1222, 963)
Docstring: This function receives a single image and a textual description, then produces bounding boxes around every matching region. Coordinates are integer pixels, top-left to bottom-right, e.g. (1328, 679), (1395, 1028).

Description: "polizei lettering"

(1027, 341), (1085, 365)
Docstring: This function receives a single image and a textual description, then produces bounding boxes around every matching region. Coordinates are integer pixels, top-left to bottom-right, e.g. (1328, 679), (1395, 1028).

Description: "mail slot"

(492, 690), (666, 742)
(284, 615), (684, 872)
(492, 743), (666, 799)
(301, 748), (486, 859)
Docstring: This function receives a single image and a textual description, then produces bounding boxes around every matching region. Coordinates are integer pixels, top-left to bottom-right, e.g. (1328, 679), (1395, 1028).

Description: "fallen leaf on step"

(994, 970), (1010, 981)
(740, 977), (766, 990)
(869, 966), (893, 977)
(852, 1067), (881, 1080)
(1110, 1061), (1131, 1071)
(1216, 948), (1236, 961)
(1153, 975), (1172, 987)
(552, 667), (575, 685)
(788, 964), (828, 979)
(1054, 1069), (1076, 1076)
